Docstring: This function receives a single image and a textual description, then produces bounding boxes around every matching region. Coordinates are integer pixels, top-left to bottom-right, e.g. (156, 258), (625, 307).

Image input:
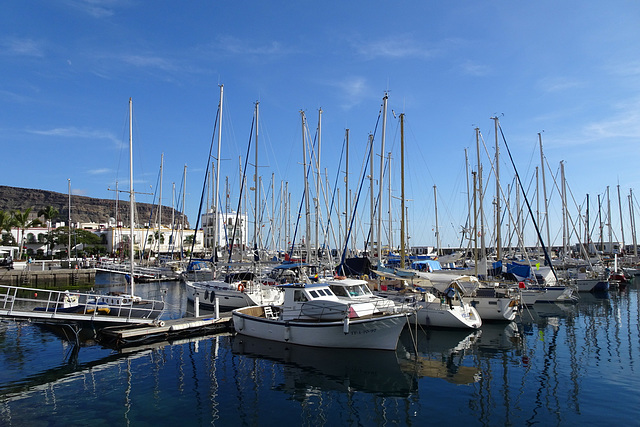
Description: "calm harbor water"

(1, 274), (639, 426)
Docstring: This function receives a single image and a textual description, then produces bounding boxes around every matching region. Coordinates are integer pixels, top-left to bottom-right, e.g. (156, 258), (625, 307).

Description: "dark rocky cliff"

(0, 185), (189, 228)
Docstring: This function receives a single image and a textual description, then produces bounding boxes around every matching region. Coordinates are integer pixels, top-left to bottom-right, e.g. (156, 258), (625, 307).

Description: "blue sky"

(2, 1), (640, 251)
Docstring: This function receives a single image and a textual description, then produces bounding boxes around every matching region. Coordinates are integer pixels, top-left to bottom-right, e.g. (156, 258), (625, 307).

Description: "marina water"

(1, 274), (638, 426)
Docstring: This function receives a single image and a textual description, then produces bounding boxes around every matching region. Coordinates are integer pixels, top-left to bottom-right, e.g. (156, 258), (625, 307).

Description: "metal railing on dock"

(0, 284), (162, 326)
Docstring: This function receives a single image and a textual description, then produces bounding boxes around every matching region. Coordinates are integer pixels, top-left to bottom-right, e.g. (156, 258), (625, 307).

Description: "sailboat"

(373, 112), (482, 329)
(98, 98), (165, 320)
(184, 89), (284, 311)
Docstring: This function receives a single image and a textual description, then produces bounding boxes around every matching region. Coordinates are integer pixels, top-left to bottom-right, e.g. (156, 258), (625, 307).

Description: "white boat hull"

(232, 307), (409, 350)
(415, 300), (482, 329)
(186, 281), (283, 310)
(470, 297), (517, 321)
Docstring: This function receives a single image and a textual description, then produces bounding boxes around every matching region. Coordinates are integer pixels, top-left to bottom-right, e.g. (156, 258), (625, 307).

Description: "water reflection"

(231, 334), (418, 397)
(398, 328), (482, 385)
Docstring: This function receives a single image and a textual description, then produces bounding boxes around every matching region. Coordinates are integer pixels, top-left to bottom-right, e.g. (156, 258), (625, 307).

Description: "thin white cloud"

(0, 38), (44, 57)
(537, 76), (584, 93)
(63, 0), (118, 18)
(460, 60), (491, 77)
(213, 36), (292, 57)
(87, 168), (112, 175)
(28, 127), (123, 148)
(325, 76), (370, 110)
(351, 35), (436, 60)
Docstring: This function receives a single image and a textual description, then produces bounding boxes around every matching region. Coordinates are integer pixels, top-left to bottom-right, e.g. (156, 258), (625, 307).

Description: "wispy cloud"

(0, 37), (44, 57)
(351, 35), (436, 60)
(87, 168), (112, 175)
(325, 76), (370, 110)
(28, 127), (123, 148)
(119, 54), (177, 72)
(459, 60), (491, 77)
(537, 76), (584, 93)
(216, 36), (291, 57)
(63, 0), (119, 18)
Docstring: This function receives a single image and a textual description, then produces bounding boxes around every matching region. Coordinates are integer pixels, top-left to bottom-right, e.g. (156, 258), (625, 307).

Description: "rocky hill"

(0, 185), (189, 228)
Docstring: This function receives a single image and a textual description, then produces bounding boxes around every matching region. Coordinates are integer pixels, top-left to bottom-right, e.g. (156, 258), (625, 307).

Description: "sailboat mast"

(388, 152), (392, 253)
(434, 185), (440, 257)
(345, 129), (349, 255)
(539, 133), (551, 252)
(254, 102), (259, 258)
(377, 93), (388, 259)
(400, 113), (406, 269)
(128, 97), (135, 295)
(617, 184), (625, 252)
(561, 161), (568, 257)
(368, 133), (374, 257)
(316, 108), (322, 262)
(158, 153), (163, 256)
(492, 116), (501, 261)
(301, 111), (311, 261)
(213, 85), (224, 257)
(475, 128), (486, 274)
(629, 189), (637, 258)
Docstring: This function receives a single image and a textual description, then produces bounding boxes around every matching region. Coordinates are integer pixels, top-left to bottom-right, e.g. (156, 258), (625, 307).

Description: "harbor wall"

(0, 268), (95, 288)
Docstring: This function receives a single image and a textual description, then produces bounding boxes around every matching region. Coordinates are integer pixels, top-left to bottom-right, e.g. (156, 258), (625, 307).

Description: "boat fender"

(238, 284), (245, 293)
(204, 290), (209, 300)
(284, 323), (291, 341)
(343, 317), (350, 334)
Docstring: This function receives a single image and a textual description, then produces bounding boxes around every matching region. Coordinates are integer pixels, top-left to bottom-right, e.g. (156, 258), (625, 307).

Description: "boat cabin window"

(294, 290), (308, 302)
(309, 290), (320, 298)
(329, 285), (348, 297)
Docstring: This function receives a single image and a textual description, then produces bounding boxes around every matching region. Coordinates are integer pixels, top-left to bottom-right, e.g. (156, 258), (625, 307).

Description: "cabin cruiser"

(232, 282), (410, 350)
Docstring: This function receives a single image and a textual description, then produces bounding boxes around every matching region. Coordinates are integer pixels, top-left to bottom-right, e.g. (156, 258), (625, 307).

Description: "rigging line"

(498, 124), (558, 282)
(228, 114), (254, 263)
(287, 117), (317, 259)
(141, 165), (162, 260)
(188, 107), (220, 265)
(339, 118), (382, 271)
(322, 139), (345, 250)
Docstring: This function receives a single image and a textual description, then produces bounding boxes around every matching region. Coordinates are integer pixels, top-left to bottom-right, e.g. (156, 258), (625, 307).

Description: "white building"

(201, 209), (248, 250)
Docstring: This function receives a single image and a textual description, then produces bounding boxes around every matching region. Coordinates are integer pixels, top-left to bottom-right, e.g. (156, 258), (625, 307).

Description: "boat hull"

(415, 301), (482, 329)
(232, 308), (408, 350)
(470, 297), (518, 321)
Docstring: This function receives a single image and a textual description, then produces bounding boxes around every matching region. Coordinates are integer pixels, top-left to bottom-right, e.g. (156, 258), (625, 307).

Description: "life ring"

(238, 284), (245, 293)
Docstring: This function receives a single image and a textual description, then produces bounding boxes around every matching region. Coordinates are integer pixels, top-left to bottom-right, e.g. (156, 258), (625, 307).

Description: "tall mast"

(301, 111), (311, 261)
(254, 102), (259, 259)
(629, 189), (637, 258)
(561, 161), (568, 257)
(128, 97), (135, 295)
(475, 128), (486, 275)
(400, 114), (406, 268)
(345, 129), (350, 255)
(617, 184), (625, 253)
(539, 133), (551, 251)
(377, 93), (388, 259)
(607, 186), (612, 254)
(158, 153), (163, 258)
(434, 185), (440, 257)
(368, 133), (374, 257)
(387, 152), (392, 252)
(213, 85), (223, 257)
(492, 116), (501, 260)
(316, 108), (322, 262)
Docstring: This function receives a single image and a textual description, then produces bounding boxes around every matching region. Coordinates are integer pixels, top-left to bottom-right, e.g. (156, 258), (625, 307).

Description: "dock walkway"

(98, 314), (233, 348)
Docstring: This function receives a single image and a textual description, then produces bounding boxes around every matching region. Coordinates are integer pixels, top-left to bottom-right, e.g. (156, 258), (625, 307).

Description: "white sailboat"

(99, 98), (165, 320)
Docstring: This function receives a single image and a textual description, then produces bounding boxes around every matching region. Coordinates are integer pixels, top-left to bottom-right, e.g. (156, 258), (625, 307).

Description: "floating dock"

(0, 283), (234, 349)
(98, 314), (233, 348)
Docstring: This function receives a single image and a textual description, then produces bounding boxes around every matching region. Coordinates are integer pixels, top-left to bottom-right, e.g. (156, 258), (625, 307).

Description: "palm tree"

(38, 205), (59, 258)
(0, 210), (15, 245)
(12, 208), (41, 259)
